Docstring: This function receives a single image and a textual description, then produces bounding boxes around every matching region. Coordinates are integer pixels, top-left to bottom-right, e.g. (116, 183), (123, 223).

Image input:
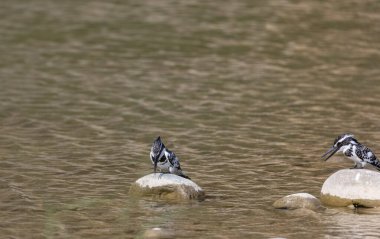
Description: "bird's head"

(321, 133), (358, 161)
(150, 136), (166, 173)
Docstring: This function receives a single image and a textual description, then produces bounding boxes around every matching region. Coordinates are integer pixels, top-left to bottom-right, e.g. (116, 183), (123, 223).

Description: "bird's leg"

(350, 163), (358, 169)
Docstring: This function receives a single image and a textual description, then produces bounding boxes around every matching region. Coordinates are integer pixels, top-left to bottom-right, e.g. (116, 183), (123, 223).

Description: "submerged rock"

(321, 169), (380, 207)
(273, 193), (321, 210)
(129, 173), (205, 200)
(142, 227), (173, 239)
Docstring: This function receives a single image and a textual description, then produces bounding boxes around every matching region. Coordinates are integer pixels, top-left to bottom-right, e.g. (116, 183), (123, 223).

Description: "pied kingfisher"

(150, 136), (190, 179)
(321, 133), (380, 170)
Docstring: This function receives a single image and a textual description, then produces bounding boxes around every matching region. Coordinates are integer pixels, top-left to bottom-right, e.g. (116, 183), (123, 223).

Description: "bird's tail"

(179, 173), (191, 180)
(371, 159), (380, 171)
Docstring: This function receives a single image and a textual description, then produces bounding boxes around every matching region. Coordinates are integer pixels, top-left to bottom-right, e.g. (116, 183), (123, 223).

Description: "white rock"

(321, 169), (380, 207)
(273, 193), (321, 210)
(143, 227), (173, 239)
(129, 173), (205, 200)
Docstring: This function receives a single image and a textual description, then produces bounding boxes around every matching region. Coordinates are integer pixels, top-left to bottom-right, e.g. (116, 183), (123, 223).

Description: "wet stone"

(142, 227), (173, 239)
(273, 193), (321, 210)
(321, 169), (380, 208)
(129, 173), (205, 201)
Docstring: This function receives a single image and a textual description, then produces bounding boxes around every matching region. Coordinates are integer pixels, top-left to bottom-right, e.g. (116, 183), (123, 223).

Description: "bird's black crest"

(151, 136), (165, 156)
(333, 133), (355, 145)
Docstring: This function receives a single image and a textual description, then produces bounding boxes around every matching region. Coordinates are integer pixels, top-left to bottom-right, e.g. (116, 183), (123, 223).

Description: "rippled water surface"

(1, 0), (380, 238)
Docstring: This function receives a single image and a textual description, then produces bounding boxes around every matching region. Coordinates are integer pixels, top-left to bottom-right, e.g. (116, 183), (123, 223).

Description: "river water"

(1, 0), (380, 238)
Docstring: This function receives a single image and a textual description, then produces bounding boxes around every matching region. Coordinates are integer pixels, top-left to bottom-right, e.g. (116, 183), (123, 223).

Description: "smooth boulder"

(142, 227), (173, 239)
(273, 193), (321, 210)
(129, 173), (205, 200)
(321, 169), (380, 207)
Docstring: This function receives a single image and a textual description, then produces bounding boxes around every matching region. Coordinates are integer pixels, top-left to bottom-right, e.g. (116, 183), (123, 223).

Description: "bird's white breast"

(343, 145), (362, 163)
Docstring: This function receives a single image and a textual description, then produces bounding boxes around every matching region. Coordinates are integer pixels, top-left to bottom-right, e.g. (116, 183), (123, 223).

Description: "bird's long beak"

(153, 156), (159, 173)
(321, 146), (339, 161)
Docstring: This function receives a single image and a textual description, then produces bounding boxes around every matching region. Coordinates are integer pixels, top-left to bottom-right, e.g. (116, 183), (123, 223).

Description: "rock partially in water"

(273, 193), (321, 210)
(129, 173), (205, 200)
(321, 169), (380, 207)
(142, 227), (173, 239)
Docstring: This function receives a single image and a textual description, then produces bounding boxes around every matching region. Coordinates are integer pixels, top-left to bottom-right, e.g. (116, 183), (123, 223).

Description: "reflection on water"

(1, 0), (380, 238)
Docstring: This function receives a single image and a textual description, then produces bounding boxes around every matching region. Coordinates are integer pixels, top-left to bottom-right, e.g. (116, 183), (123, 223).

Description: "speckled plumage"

(150, 136), (190, 179)
(151, 136), (165, 158)
(322, 133), (380, 170)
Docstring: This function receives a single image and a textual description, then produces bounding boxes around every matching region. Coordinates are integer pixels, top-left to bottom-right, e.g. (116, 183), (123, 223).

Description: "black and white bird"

(321, 133), (380, 170)
(150, 136), (190, 179)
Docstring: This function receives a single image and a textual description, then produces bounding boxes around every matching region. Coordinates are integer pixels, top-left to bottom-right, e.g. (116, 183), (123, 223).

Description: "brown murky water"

(1, 0), (380, 238)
